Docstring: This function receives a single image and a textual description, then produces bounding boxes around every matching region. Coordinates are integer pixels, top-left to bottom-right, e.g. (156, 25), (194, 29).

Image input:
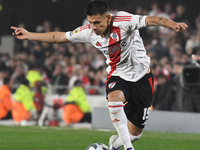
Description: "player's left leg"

(109, 120), (143, 149)
(108, 72), (154, 150)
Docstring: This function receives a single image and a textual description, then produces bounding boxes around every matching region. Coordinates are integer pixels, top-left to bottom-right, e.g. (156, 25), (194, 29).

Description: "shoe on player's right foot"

(108, 135), (121, 150)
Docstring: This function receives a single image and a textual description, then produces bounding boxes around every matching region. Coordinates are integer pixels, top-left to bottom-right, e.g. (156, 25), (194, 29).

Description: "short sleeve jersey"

(66, 11), (150, 82)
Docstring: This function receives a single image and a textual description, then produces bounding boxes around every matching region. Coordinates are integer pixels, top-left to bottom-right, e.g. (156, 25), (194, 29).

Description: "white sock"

(108, 101), (133, 149)
(113, 132), (142, 148)
(129, 132), (142, 142)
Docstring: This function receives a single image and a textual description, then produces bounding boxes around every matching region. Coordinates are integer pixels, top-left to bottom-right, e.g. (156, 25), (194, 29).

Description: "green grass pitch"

(0, 125), (200, 150)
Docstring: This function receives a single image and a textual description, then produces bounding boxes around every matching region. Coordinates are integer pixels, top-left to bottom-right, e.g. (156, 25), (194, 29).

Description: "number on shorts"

(142, 107), (150, 125)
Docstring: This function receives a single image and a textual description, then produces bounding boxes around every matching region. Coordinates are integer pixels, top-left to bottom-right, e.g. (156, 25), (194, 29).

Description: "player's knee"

(108, 96), (121, 102)
(129, 132), (142, 142)
(108, 90), (125, 102)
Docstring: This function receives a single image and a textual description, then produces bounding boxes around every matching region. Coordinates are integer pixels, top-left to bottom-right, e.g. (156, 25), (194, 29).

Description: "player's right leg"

(107, 90), (134, 150)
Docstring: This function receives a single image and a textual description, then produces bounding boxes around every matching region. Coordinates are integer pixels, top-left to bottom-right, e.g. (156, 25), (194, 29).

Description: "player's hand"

(10, 26), (30, 40)
(172, 22), (188, 32)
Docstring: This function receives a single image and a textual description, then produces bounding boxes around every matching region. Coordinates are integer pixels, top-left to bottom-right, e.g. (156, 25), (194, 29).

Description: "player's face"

(87, 13), (112, 37)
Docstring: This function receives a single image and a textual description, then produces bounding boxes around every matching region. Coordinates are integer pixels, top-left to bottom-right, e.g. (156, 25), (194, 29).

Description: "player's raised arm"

(145, 16), (188, 32)
(10, 26), (71, 43)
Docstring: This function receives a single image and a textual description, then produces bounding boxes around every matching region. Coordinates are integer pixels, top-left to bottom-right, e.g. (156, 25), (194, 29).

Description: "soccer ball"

(86, 142), (108, 150)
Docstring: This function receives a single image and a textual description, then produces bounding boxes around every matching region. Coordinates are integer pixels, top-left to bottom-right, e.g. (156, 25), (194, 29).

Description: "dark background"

(0, 0), (199, 35)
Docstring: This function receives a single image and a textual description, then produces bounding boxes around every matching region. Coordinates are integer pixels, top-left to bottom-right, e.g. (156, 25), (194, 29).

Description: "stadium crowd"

(0, 2), (200, 114)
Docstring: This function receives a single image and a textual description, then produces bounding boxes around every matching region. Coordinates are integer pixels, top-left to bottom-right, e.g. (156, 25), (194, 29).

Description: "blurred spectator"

(80, 66), (90, 87)
(174, 4), (190, 28)
(185, 32), (200, 55)
(26, 63), (43, 88)
(12, 79), (37, 125)
(0, 69), (10, 88)
(30, 43), (45, 64)
(13, 23), (29, 54)
(174, 4), (186, 22)
(148, 1), (161, 32)
(148, 1), (161, 16)
(43, 20), (52, 32)
(43, 55), (55, 79)
(68, 64), (81, 88)
(76, 43), (86, 54)
(51, 61), (69, 94)
(153, 73), (172, 110)
(147, 29), (169, 61)
(172, 62), (184, 77)
(0, 77), (13, 120)
(11, 65), (26, 92)
(195, 13), (200, 29)
(168, 43), (184, 63)
(42, 42), (54, 58)
(135, 6), (143, 15)
(12, 65), (26, 85)
(93, 67), (105, 87)
(191, 46), (200, 60)
(92, 53), (106, 69)
(160, 2), (175, 20)
(158, 3), (176, 35)
(62, 80), (92, 125)
(34, 81), (47, 116)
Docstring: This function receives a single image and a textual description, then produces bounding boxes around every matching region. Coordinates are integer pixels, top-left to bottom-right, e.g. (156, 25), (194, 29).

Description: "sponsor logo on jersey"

(108, 82), (116, 89)
(103, 41), (127, 55)
(121, 41), (127, 47)
(96, 41), (102, 47)
(73, 28), (79, 34)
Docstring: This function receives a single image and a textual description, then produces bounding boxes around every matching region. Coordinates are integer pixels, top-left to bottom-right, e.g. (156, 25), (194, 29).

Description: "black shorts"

(106, 72), (154, 128)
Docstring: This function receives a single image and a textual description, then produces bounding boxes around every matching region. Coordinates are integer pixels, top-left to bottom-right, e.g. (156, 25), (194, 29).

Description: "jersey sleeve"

(130, 14), (147, 29)
(114, 11), (147, 30)
(66, 24), (91, 43)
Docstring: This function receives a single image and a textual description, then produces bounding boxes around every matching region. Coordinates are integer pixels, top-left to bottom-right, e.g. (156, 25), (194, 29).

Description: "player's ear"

(106, 14), (112, 22)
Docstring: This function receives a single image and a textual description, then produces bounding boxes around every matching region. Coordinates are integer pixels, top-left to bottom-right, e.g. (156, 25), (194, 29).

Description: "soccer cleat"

(108, 135), (121, 150)
(126, 148), (134, 150)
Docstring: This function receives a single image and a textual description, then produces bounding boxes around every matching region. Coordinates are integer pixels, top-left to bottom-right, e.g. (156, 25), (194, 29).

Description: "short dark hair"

(84, 0), (109, 16)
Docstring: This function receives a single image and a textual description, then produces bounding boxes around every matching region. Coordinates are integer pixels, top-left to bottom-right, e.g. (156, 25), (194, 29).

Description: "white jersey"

(66, 11), (150, 82)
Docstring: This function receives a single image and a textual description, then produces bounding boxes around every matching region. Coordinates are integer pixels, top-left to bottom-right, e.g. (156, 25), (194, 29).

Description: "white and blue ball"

(86, 143), (108, 150)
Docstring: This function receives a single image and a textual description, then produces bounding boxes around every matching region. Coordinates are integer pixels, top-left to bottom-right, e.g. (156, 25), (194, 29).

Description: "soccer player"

(11, 0), (188, 149)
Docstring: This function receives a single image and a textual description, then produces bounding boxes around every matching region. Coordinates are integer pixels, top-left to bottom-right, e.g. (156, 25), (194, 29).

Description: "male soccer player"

(11, 0), (188, 149)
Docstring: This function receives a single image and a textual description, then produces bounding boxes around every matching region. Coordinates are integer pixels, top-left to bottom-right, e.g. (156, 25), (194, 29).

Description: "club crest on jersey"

(108, 82), (116, 89)
(110, 30), (119, 42)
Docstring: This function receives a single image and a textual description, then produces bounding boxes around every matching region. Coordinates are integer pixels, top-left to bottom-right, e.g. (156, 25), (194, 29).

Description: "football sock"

(112, 132), (142, 148)
(108, 101), (133, 149)
(129, 132), (142, 142)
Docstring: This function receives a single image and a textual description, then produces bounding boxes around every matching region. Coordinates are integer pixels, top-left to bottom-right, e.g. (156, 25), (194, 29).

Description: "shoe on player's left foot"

(108, 135), (121, 150)
(126, 147), (134, 150)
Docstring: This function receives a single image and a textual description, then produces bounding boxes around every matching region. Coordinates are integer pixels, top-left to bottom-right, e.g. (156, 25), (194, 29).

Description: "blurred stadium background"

(0, 0), (199, 35)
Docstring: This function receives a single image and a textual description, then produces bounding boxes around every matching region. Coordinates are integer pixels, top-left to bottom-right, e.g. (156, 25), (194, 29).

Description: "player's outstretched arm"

(11, 26), (71, 43)
(145, 16), (188, 32)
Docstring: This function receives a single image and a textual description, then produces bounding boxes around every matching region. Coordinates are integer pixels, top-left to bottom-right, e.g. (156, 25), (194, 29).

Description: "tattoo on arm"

(159, 17), (169, 24)
(53, 34), (55, 39)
